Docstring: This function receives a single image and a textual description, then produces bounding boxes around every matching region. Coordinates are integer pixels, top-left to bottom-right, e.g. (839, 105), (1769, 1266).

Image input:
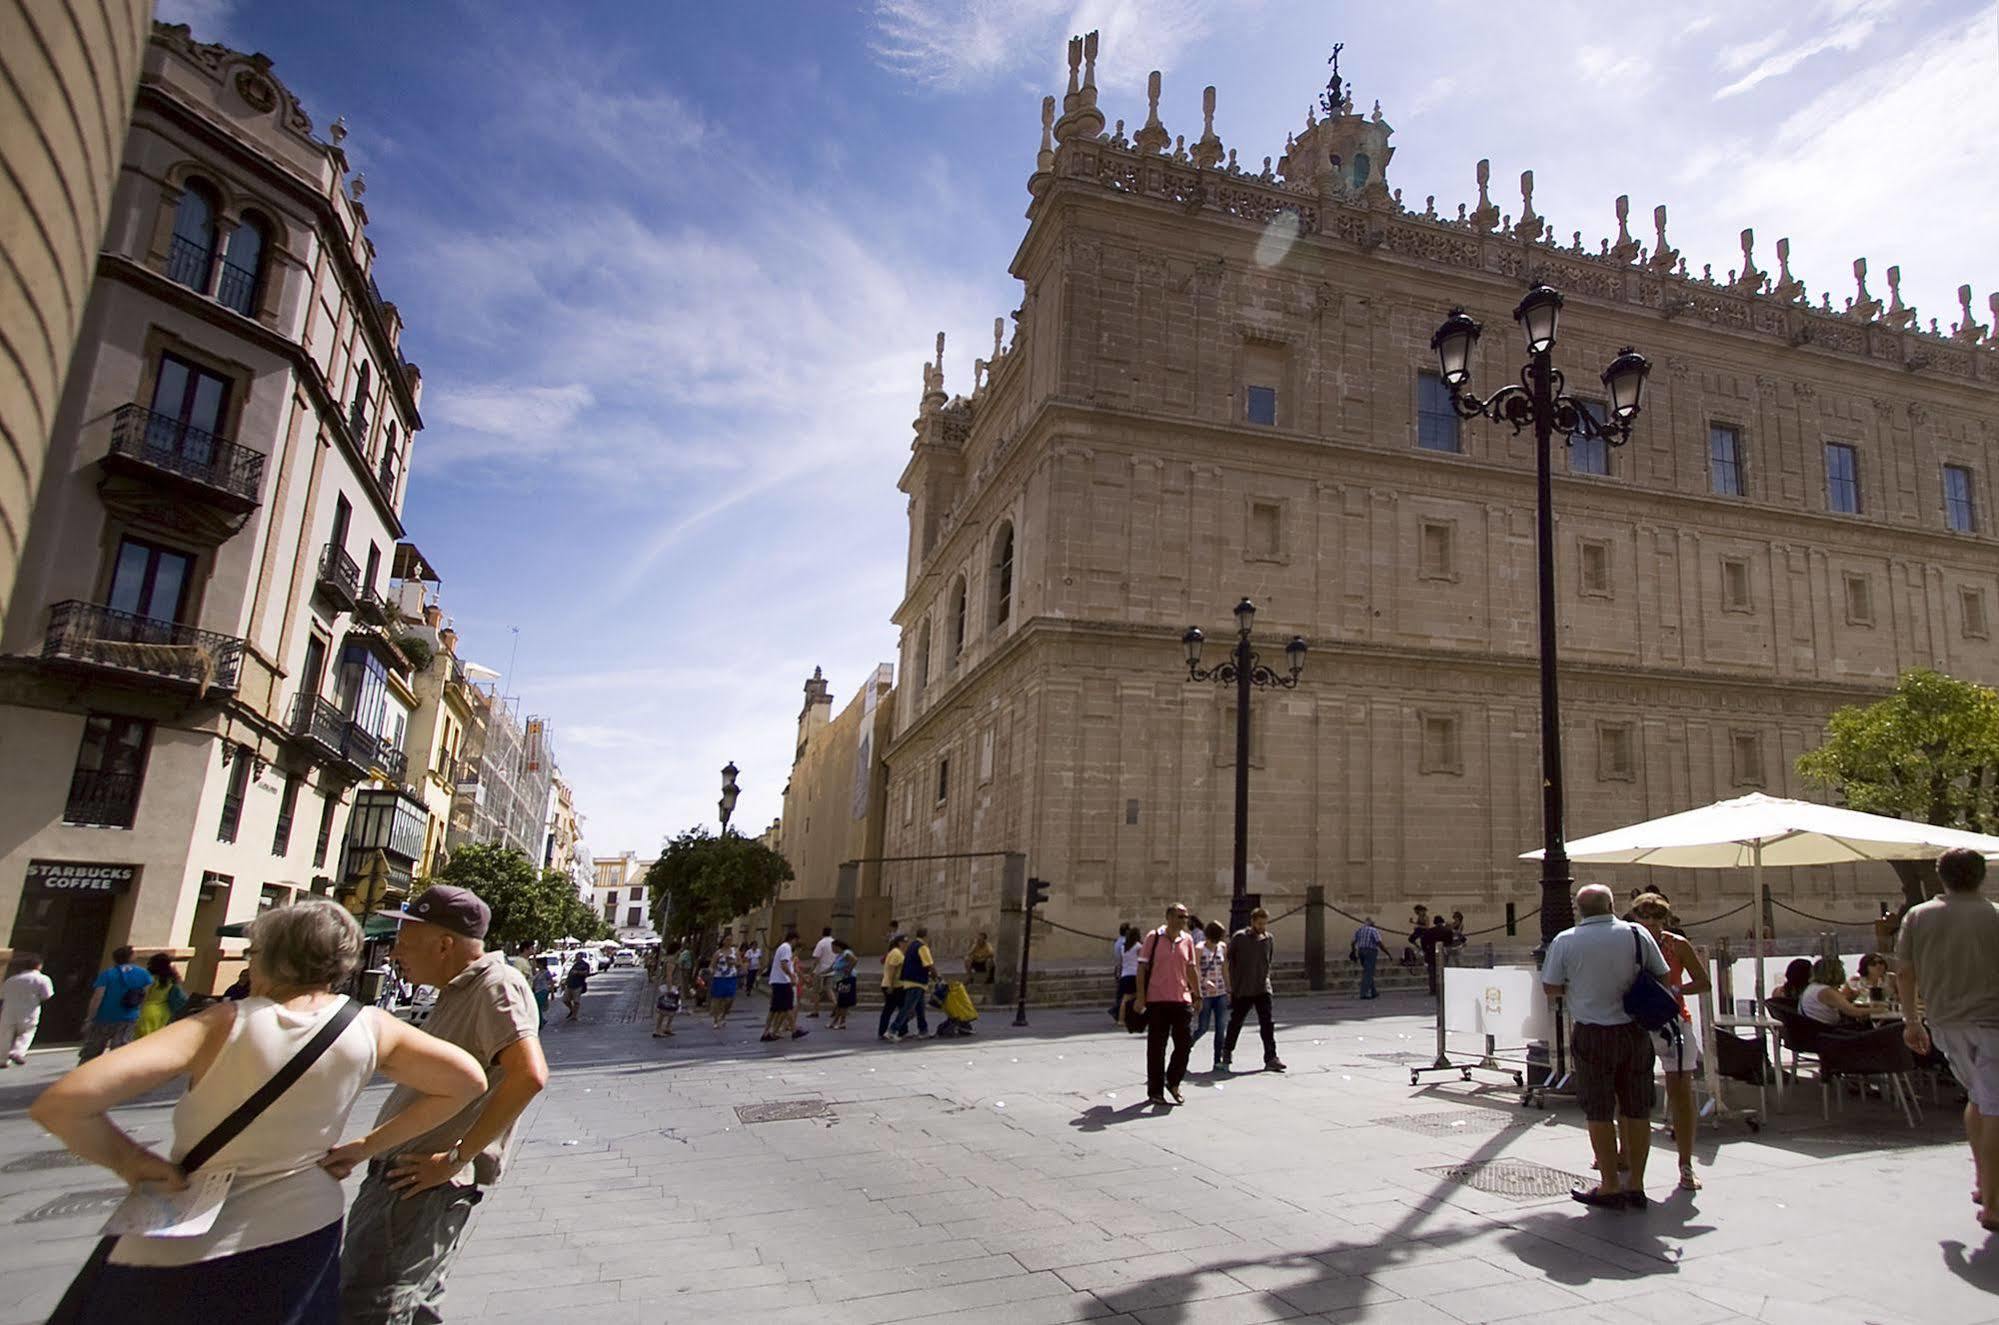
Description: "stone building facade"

(879, 37), (1999, 957)
(0, 1), (154, 616)
(0, 22), (427, 1024)
(769, 664), (895, 944)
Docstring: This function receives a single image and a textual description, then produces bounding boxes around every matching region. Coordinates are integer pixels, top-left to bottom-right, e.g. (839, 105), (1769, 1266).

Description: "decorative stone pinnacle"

(1052, 31), (1105, 144)
(1134, 70), (1169, 154)
(1772, 236), (1805, 303)
(993, 316), (1004, 360)
(1883, 265), (1916, 330)
(1511, 169), (1543, 243)
(1953, 284), (1989, 343)
(1469, 159), (1498, 234)
(1849, 257), (1881, 323)
(1192, 85), (1223, 169)
(1734, 228), (1765, 294)
(1082, 30), (1098, 99)
(1609, 194), (1639, 263)
(1648, 204), (1678, 273)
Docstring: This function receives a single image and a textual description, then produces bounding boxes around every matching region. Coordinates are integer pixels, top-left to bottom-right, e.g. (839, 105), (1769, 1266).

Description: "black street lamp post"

(1182, 598), (1307, 936)
(1430, 285), (1651, 953)
(718, 761), (740, 835)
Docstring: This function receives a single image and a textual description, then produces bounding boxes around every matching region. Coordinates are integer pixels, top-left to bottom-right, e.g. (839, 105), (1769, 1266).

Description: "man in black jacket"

(1221, 908), (1286, 1074)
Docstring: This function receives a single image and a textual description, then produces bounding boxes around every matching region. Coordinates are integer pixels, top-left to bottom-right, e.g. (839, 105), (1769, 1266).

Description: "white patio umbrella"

(1525, 791), (1999, 1002)
(1523, 792), (1999, 1122)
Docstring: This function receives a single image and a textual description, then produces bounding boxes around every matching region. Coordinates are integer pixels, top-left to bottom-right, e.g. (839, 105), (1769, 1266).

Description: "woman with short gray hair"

(30, 899), (484, 1322)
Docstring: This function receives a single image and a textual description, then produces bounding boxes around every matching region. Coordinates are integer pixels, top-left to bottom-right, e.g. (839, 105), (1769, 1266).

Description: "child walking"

(653, 977), (681, 1037)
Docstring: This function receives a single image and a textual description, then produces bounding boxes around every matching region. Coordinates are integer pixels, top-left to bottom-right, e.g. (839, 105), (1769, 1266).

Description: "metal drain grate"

(734, 1099), (829, 1124)
(15, 1187), (127, 1224)
(1421, 1159), (1587, 1200)
(1, 1150), (89, 1174)
(1378, 1109), (1541, 1137)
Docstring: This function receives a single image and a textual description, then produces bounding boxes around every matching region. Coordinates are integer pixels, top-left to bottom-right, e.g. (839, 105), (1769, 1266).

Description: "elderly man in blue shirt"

(1542, 883), (1670, 1210)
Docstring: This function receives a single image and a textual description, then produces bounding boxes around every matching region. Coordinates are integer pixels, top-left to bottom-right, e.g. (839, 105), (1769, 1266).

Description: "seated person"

(1845, 952), (1898, 1004)
(1775, 957), (1814, 1005)
(1798, 956), (1869, 1027)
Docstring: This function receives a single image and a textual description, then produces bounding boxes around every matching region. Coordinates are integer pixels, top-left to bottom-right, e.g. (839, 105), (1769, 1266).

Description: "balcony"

(166, 234), (212, 292)
(316, 544), (360, 611)
(215, 258), (259, 317)
(42, 601), (243, 694)
(379, 745), (409, 784)
(101, 404), (264, 511)
(287, 693), (385, 776)
(375, 452), (399, 500)
(63, 769), (143, 829)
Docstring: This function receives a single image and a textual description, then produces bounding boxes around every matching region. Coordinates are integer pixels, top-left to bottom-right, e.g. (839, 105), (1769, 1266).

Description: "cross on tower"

(1319, 42), (1346, 118)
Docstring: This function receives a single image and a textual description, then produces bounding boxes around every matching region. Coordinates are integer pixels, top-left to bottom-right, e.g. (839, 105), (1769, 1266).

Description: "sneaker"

(791, 1029), (809, 1039)
(1265, 1059), (1287, 1073)
(1623, 1190), (1649, 1210)
(759, 1034), (778, 1042)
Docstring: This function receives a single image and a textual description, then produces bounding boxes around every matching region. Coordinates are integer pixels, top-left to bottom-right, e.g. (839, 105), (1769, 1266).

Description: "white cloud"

(154, 0), (238, 40)
(870, 0), (1217, 91)
(1713, 0), (1901, 97)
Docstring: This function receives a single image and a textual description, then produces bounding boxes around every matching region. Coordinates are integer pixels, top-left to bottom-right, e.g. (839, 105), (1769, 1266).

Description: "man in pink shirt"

(1133, 901), (1202, 1106)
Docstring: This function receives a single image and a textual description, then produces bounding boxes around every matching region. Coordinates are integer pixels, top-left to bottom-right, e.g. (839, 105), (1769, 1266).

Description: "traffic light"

(1027, 877), (1051, 909)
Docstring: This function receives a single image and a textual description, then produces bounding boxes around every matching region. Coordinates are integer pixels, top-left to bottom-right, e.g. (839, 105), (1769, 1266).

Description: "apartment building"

(0, 23), (425, 1029)
(590, 850), (655, 942)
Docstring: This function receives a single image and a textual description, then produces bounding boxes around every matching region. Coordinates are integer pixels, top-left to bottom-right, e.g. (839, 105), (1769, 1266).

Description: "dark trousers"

(1146, 1002), (1193, 1097)
(877, 988), (898, 1037)
(1224, 991), (1277, 1064)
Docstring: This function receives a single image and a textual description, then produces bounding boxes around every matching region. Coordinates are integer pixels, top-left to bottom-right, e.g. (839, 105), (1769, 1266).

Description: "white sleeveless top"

(110, 995), (380, 1266)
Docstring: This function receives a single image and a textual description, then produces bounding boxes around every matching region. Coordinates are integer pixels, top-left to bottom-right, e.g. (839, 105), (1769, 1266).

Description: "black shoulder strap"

(182, 997), (363, 1174)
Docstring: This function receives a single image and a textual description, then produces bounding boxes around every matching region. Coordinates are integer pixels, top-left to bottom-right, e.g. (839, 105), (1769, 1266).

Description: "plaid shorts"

(1571, 1021), (1656, 1122)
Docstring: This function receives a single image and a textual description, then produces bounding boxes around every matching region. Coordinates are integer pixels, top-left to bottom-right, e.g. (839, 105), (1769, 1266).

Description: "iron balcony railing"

(289, 693), (350, 759)
(106, 404), (265, 503)
(376, 453), (398, 497)
(216, 258), (259, 316)
(343, 721), (382, 772)
(166, 234), (213, 292)
(379, 746), (408, 784)
(317, 544), (360, 608)
(42, 601), (243, 692)
(63, 769), (143, 829)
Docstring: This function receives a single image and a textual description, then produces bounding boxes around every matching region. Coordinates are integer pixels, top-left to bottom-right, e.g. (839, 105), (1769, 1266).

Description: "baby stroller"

(930, 979), (980, 1037)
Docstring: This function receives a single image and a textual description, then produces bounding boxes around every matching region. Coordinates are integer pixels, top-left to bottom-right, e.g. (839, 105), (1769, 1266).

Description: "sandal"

(1679, 1165), (1702, 1191)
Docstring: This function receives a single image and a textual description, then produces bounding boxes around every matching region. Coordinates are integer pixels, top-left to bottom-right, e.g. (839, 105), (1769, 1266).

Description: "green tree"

(645, 827), (792, 942)
(425, 842), (609, 947)
(1796, 668), (1999, 904)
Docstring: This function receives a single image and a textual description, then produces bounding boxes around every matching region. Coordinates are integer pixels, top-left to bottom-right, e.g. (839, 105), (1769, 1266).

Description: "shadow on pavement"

(1942, 1235), (1999, 1295)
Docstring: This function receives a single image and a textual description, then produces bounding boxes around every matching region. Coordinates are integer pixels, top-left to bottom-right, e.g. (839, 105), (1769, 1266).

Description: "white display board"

(1441, 965), (1552, 1045)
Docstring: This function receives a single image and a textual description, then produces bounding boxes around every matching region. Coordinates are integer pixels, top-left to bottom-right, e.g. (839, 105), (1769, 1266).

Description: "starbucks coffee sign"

(24, 860), (137, 895)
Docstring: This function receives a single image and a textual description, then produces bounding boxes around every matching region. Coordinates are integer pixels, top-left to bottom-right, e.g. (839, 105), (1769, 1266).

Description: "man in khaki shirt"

(1899, 848), (1999, 1233)
(336, 885), (547, 1324)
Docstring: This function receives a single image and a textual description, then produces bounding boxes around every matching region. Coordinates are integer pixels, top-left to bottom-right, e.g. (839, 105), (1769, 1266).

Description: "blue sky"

(161, 0), (1997, 858)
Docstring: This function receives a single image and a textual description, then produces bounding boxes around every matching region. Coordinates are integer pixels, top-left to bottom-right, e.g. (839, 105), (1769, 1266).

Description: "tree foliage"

(645, 827), (793, 941)
(1796, 668), (1999, 902)
(425, 841), (609, 949)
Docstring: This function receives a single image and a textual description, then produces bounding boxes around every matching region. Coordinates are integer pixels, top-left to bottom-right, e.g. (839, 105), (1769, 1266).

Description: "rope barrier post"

(994, 853), (1025, 1012)
(1305, 886), (1326, 991)
(1014, 875), (1050, 1029)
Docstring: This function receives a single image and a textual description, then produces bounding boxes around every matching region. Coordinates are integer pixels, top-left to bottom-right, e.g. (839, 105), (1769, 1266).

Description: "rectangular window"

(364, 542), (382, 597)
(64, 714), (152, 828)
(1731, 731), (1766, 786)
(272, 773), (302, 855)
(1416, 372), (1461, 453)
(1598, 724), (1635, 781)
(330, 494), (352, 556)
(936, 757), (949, 804)
(1245, 384), (1277, 426)
(1962, 587), (1989, 639)
(1709, 425), (1745, 496)
(1843, 573), (1874, 626)
(627, 906), (642, 928)
(313, 792), (336, 868)
(1825, 442), (1861, 514)
(1419, 521), (1455, 581)
(148, 352), (232, 465)
(1248, 501), (1282, 559)
(107, 536), (195, 623)
(1945, 464), (1978, 533)
(1579, 540), (1612, 597)
(1721, 557), (1752, 613)
(1568, 401), (1609, 476)
(978, 727), (995, 783)
(217, 745), (252, 842)
(1125, 798), (1140, 826)
(1419, 714), (1461, 775)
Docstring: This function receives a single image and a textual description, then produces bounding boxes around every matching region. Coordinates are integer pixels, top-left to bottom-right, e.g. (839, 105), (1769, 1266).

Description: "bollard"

(1305, 885), (1326, 991)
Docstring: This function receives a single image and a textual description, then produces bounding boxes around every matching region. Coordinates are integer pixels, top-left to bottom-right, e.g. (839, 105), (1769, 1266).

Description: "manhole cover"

(1, 1150), (89, 1173)
(1362, 1052), (1431, 1065)
(1421, 1160), (1586, 1200)
(15, 1187), (127, 1224)
(1378, 1109), (1540, 1137)
(734, 1099), (829, 1124)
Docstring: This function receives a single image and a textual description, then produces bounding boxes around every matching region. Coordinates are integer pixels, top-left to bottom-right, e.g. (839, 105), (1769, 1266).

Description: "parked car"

(612, 948), (639, 968)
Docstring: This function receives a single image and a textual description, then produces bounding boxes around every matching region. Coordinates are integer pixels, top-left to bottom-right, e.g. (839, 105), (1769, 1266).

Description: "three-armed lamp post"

(1429, 285), (1650, 952)
(1183, 598), (1307, 936)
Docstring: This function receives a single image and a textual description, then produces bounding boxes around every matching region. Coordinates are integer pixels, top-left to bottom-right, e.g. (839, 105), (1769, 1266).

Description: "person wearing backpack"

(1540, 883), (1671, 1211)
(78, 947), (153, 1063)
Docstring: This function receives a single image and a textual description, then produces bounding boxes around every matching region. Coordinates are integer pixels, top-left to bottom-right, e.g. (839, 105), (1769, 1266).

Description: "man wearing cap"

(336, 885), (548, 1324)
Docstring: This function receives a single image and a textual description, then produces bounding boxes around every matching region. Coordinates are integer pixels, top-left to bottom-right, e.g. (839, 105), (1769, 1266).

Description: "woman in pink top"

(1133, 902), (1201, 1106)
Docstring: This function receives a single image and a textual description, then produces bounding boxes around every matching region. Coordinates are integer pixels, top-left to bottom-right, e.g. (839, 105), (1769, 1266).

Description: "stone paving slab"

(0, 974), (1994, 1324)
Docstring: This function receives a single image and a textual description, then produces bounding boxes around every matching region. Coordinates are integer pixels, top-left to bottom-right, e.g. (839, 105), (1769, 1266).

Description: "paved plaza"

(1, 970), (1993, 1324)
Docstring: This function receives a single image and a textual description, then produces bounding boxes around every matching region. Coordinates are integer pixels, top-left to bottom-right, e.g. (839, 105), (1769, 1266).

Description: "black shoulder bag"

(49, 997), (363, 1323)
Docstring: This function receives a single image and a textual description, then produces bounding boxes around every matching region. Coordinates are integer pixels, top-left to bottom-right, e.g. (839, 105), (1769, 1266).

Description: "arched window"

(350, 362), (371, 438)
(914, 619), (932, 698)
(219, 211), (269, 316)
(949, 576), (968, 663)
(168, 180), (220, 292)
(1352, 153), (1371, 188)
(989, 522), (1014, 628)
